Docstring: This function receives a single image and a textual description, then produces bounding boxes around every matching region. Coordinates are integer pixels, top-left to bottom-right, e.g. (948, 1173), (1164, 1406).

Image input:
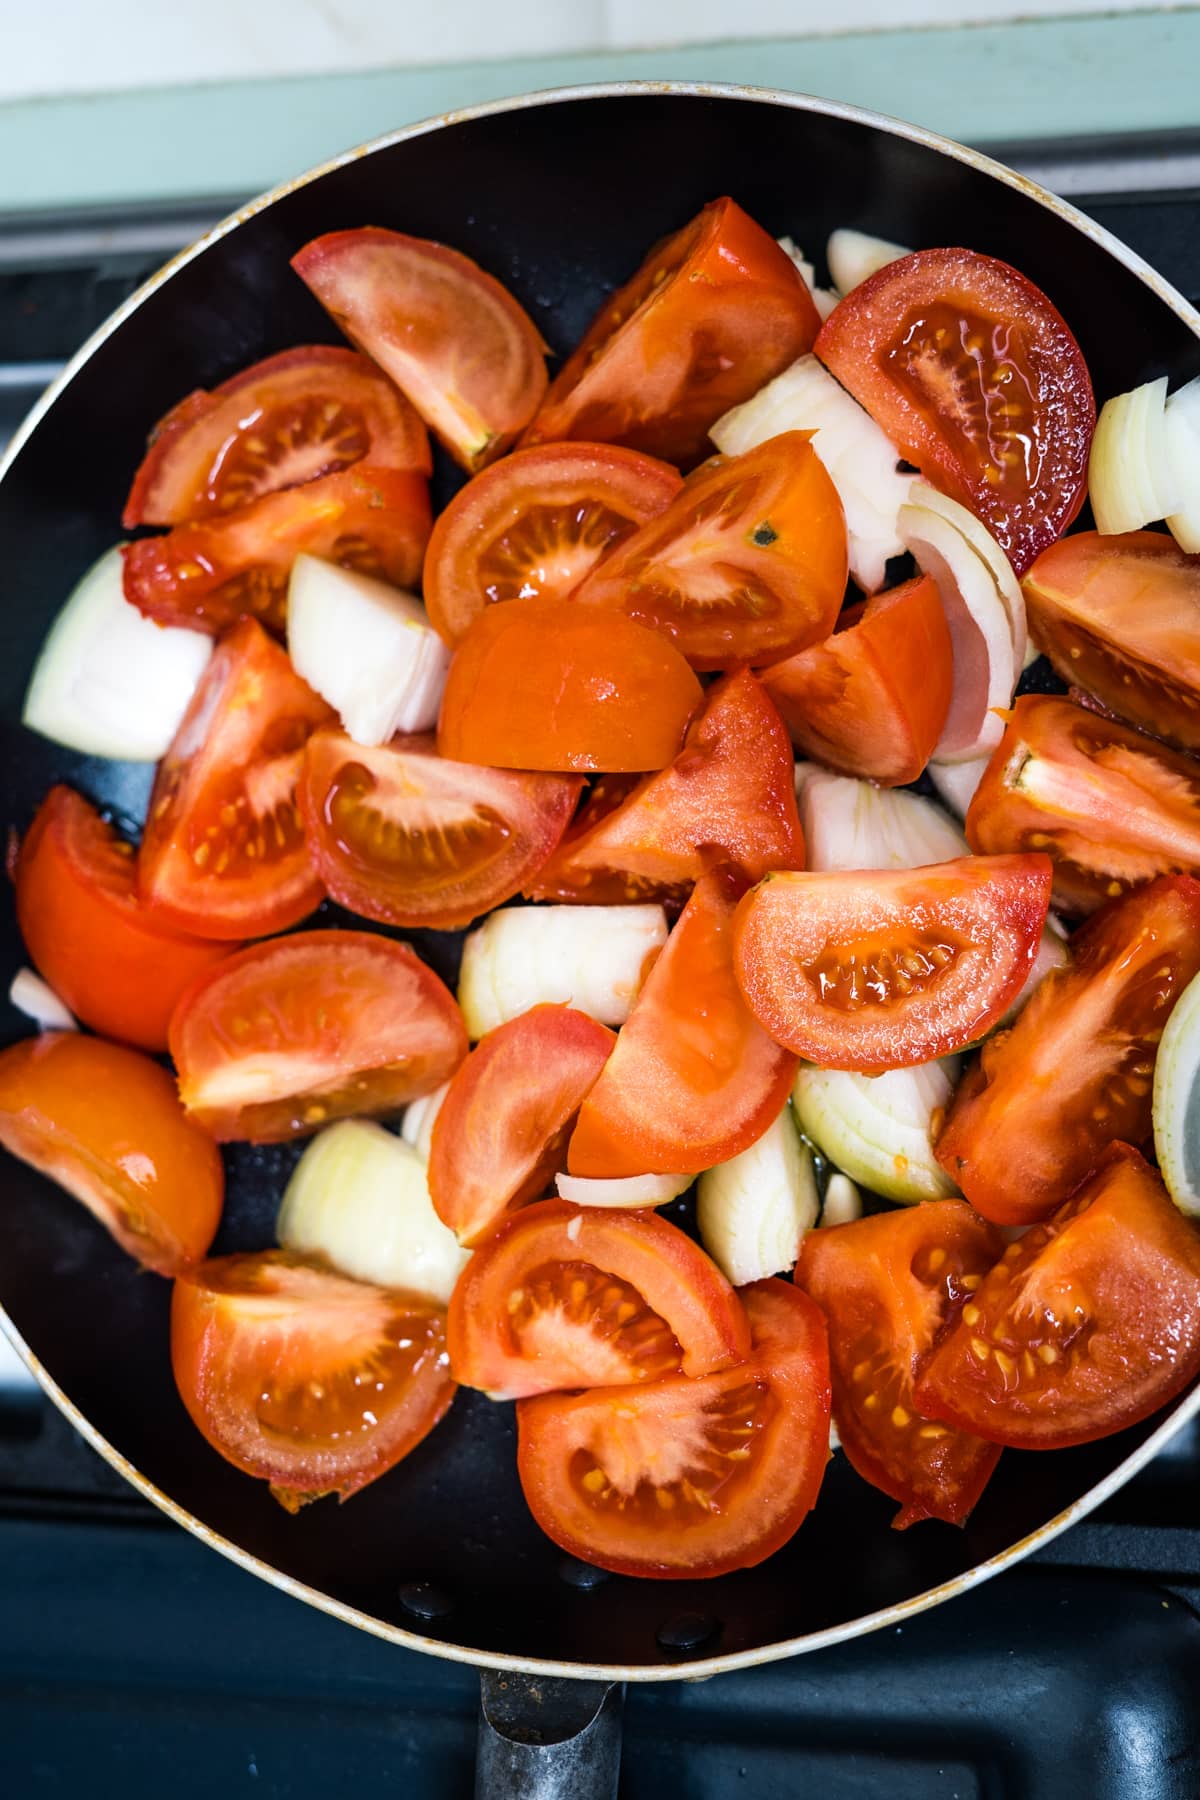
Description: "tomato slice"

(436, 595), (703, 773)
(761, 574), (953, 786)
(292, 228), (547, 470)
(446, 1198), (750, 1400)
(122, 345), (431, 528)
(567, 867), (797, 1177)
(169, 929), (467, 1143)
(0, 1033), (223, 1275)
(298, 730), (581, 930)
(522, 197), (820, 468)
(516, 1278), (830, 1578)
(573, 433), (847, 670)
(965, 694), (1200, 915)
(138, 619), (332, 939)
(936, 875), (1200, 1225)
(122, 465), (431, 637)
(733, 856), (1053, 1072)
(171, 1250), (454, 1505)
(914, 1144), (1200, 1449)
(1022, 531), (1200, 754)
(796, 1202), (1003, 1528)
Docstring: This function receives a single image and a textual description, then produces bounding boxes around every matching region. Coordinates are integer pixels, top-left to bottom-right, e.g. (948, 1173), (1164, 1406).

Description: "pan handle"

(474, 1671), (623, 1799)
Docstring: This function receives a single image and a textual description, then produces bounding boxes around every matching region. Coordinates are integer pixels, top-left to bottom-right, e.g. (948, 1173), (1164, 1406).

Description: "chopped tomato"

(422, 441), (683, 647)
(573, 433), (847, 670)
(169, 929), (466, 1143)
(815, 248), (1094, 575)
(292, 228), (547, 470)
(436, 595), (703, 773)
(122, 465), (431, 637)
(516, 1279), (830, 1578)
(965, 694), (1200, 915)
(796, 1202), (1003, 1528)
(936, 875), (1200, 1225)
(122, 345), (431, 528)
(138, 619), (332, 939)
(522, 197), (820, 468)
(15, 786), (235, 1052)
(567, 867), (797, 1176)
(0, 1033), (223, 1275)
(733, 856), (1052, 1072)
(914, 1144), (1200, 1449)
(171, 1251), (454, 1506)
(446, 1198), (750, 1400)
(761, 574), (953, 786)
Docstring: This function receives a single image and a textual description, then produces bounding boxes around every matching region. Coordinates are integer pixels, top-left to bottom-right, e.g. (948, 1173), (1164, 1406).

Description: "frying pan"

(1, 80), (1199, 1798)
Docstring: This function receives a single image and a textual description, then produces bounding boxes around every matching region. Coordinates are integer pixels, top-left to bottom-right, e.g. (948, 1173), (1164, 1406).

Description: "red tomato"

(15, 786), (235, 1052)
(122, 345), (431, 528)
(733, 856), (1052, 1072)
(292, 228), (547, 470)
(428, 1005), (615, 1246)
(171, 1251), (454, 1506)
(122, 465), (431, 637)
(914, 1145), (1200, 1449)
(0, 1033), (222, 1275)
(522, 197), (820, 468)
(573, 434), (847, 670)
(936, 875), (1200, 1225)
(796, 1203), (1003, 1528)
(761, 574), (953, 785)
(446, 1198), (750, 1400)
(516, 1279), (830, 1578)
(138, 619), (332, 939)
(436, 596), (703, 773)
(567, 868), (798, 1177)
(298, 731), (581, 931)
(169, 929), (466, 1143)
(815, 248), (1094, 576)
(422, 441), (683, 647)
(965, 695), (1200, 915)
(526, 669), (805, 906)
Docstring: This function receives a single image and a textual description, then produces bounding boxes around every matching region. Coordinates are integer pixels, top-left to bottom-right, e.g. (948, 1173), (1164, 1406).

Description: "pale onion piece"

(776, 237), (839, 320)
(820, 1172), (863, 1227)
(22, 545), (212, 762)
(400, 1080), (450, 1161)
(696, 1102), (819, 1286)
(928, 756), (990, 818)
(1001, 913), (1071, 1027)
(1153, 967), (1200, 1216)
(556, 1171), (694, 1208)
(904, 481), (1027, 670)
(1089, 377), (1181, 536)
(826, 227), (911, 295)
(9, 968), (77, 1032)
(792, 1059), (961, 1204)
(829, 1417), (842, 1453)
(1164, 377), (1200, 554)
(795, 763), (966, 872)
(277, 1119), (469, 1304)
(457, 903), (668, 1039)
(287, 554), (450, 746)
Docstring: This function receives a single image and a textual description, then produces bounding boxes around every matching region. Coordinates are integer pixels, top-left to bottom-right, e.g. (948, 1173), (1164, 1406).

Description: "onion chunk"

(457, 903), (667, 1039)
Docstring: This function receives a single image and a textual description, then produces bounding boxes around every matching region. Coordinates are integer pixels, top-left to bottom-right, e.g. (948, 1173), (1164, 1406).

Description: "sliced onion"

(9, 968), (77, 1032)
(928, 756), (991, 818)
(457, 903), (667, 1039)
(820, 1172), (863, 1226)
(776, 237), (839, 320)
(826, 228), (910, 295)
(1165, 376), (1200, 554)
(1089, 377), (1180, 535)
(555, 1171), (693, 1209)
(696, 1101), (818, 1286)
(401, 1080), (450, 1161)
(795, 762), (967, 872)
(904, 481), (1026, 670)
(1153, 968), (1200, 1216)
(792, 1059), (960, 1203)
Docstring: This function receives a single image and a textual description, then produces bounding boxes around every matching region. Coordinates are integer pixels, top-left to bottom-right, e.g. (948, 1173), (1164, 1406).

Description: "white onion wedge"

(696, 1102), (818, 1286)
(1165, 376), (1200, 553)
(401, 1081), (450, 1161)
(555, 1171), (693, 1209)
(795, 763), (967, 871)
(776, 238), (839, 320)
(1153, 968), (1200, 1216)
(820, 1172), (863, 1227)
(1089, 377), (1180, 536)
(792, 1059), (960, 1203)
(904, 482), (1027, 670)
(826, 228), (910, 295)
(9, 968), (77, 1032)
(927, 756), (989, 818)
(457, 903), (667, 1039)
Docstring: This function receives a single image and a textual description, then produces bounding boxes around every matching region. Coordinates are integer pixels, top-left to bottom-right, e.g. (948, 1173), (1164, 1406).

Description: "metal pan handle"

(475, 1672), (623, 1799)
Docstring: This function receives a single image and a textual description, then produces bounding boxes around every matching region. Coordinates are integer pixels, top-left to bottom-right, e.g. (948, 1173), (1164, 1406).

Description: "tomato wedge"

(122, 345), (430, 528)
(437, 595), (703, 773)
(0, 1033), (223, 1275)
(138, 619), (332, 939)
(733, 856), (1052, 1072)
(292, 228), (547, 470)
(171, 1251), (454, 1506)
(914, 1144), (1200, 1449)
(567, 868), (797, 1177)
(936, 875), (1200, 1225)
(965, 695), (1200, 915)
(299, 731), (581, 931)
(795, 1202), (1003, 1528)
(446, 1199), (750, 1400)
(573, 433), (847, 670)
(516, 1279), (830, 1578)
(169, 930), (466, 1143)
(522, 197), (820, 468)
(761, 574), (953, 786)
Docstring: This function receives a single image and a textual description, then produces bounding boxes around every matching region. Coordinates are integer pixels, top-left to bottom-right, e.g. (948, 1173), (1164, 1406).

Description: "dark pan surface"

(1, 86), (1199, 1676)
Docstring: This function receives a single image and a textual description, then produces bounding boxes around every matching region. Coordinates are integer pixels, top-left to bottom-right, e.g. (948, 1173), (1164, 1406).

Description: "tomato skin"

(936, 875), (1200, 1225)
(0, 1033), (223, 1276)
(522, 197), (820, 468)
(815, 248), (1094, 576)
(516, 1279), (830, 1579)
